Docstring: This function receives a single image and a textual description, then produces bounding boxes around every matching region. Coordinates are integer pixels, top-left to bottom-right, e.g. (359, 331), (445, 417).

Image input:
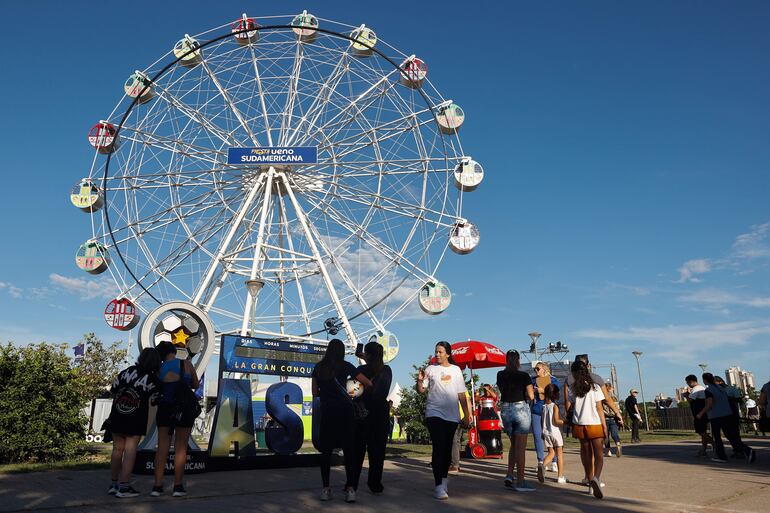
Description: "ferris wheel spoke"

(199, 56), (262, 146)
(279, 43), (305, 146)
(299, 192), (433, 284)
(248, 45), (274, 146)
(153, 83), (237, 146)
(276, 192), (312, 333)
(285, 47), (352, 147)
(119, 127), (224, 166)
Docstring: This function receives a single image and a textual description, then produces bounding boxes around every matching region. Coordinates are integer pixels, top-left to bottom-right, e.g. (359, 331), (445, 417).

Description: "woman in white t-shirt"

(416, 341), (472, 500)
(569, 360), (607, 499)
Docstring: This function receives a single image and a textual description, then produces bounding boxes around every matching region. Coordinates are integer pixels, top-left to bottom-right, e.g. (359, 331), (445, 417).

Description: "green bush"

(0, 343), (88, 464)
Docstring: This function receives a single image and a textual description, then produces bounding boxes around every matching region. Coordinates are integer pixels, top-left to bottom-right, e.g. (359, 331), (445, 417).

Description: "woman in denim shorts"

(496, 350), (535, 492)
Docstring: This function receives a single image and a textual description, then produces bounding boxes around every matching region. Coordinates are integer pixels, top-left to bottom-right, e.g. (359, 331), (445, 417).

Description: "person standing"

(745, 397), (759, 435)
(684, 375), (711, 456)
(531, 362), (560, 477)
(697, 373), (755, 464)
(107, 348), (161, 498)
(540, 383), (567, 484)
(152, 342), (200, 498)
(351, 342), (392, 495)
(569, 361), (606, 499)
(416, 341), (471, 500)
(602, 383), (623, 458)
(312, 338), (372, 503)
(497, 350), (536, 492)
(625, 389), (642, 443)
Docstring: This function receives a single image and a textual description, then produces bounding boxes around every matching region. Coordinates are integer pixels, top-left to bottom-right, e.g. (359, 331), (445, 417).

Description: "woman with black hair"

(497, 349), (535, 492)
(312, 338), (372, 503)
(152, 341), (200, 498)
(107, 347), (161, 498)
(569, 360), (606, 499)
(416, 341), (471, 500)
(351, 341), (393, 495)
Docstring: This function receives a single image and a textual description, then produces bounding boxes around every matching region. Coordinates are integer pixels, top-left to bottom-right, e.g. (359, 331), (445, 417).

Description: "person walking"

(312, 338), (372, 503)
(416, 341), (471, 500)
(602, 383), (623, 458)
(107, 348), (161, 498)
(152, 342), (200, 498)
(497, 350), (536, 492)
(531, 362), (560, 475)
(351, 342), (392, 496)
(625, 389), (642, 443)
(569, 360), (606, 499)
(539, 383), (567, 484)
(683, 374), (711, 457)
(696, 373), (755, 464)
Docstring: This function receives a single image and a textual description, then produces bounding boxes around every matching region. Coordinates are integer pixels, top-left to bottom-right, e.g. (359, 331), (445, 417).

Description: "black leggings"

(426, 416), (459, 486)
(319, 404), (356, 488)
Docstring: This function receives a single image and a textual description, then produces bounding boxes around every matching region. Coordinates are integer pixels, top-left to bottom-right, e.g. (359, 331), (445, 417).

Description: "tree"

(73, 333), (128, 402)
(0, 343), (87, 463)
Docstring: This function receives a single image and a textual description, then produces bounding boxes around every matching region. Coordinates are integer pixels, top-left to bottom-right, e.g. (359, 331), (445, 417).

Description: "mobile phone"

(355, 342), (365, 358)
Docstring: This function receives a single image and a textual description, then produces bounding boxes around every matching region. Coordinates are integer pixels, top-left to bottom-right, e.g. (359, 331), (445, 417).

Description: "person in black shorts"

(107, 348), (161, 498)
(684, 374), (711, 457)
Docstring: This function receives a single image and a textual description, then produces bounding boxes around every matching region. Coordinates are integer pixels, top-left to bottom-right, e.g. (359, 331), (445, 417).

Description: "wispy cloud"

(676, 259), (711, 283)
(679, 288), (770, 309)
(732, 222), (770, 260)
(0, 281), (24, 299)
(49, 273), (119, 301)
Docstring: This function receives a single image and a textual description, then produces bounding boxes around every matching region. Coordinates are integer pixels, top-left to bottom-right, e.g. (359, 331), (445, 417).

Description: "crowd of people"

(104, 338), (767, 503)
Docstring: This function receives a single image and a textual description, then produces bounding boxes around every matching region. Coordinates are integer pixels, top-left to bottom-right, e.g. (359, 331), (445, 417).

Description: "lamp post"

(632, 351), (650, 432)
(245, 279), (265, 337)
(698, 363), (708, 374)
(528, 331), (541, 355)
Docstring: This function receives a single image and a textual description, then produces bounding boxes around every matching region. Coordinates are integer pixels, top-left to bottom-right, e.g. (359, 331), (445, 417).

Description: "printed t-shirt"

(424, 364), (466, 422)
(110, 365), (160, 436)
(572, 384), (605, 426)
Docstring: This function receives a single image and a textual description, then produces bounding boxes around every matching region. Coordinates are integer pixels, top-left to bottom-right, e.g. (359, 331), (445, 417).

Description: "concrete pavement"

(0, 438), (767, 513)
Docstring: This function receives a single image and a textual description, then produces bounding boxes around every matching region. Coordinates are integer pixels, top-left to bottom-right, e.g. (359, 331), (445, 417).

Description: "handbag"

(335, 377), (368, 420)
(173, 360), (202, 423)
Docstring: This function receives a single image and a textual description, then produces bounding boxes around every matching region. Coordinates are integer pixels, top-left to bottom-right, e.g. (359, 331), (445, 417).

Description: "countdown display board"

(220, 334), (326, 377)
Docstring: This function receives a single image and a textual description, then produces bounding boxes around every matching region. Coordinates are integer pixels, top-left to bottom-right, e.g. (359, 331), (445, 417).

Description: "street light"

(698, 363), (708, 374)
(632, 351), (651, 432)
(245, 279), (265, 336)
(528, 332), (541, 354)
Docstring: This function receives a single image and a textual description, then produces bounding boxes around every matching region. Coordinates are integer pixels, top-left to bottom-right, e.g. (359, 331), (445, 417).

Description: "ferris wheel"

(72, 12), (485, 354)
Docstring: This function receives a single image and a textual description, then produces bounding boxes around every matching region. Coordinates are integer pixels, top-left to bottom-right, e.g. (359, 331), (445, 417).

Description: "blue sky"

(1, 1), (769, 399)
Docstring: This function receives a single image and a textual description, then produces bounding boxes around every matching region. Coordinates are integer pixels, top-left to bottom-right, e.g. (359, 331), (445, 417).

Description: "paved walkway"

(0, 438), (767, 513)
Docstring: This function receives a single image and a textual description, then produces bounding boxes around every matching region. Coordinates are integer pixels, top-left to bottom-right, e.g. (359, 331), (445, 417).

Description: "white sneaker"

(441, 478), (448, 493)
(344, 489), (356, 503)
(434, 484), (449, 500)
(319, 488), (331, 501)
(548, 462), (558, 472)
(557, 476), (567, 484)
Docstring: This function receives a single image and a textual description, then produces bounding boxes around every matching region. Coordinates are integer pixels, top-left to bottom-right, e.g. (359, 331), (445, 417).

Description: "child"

(539, 383), (567, 484)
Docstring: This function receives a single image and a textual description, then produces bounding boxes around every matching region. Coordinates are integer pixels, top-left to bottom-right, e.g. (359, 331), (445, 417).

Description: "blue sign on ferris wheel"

(228, 146), (318, 165)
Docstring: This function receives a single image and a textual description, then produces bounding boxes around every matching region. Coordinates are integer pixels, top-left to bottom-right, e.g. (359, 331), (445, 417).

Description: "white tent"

(387, 382), (403, 409)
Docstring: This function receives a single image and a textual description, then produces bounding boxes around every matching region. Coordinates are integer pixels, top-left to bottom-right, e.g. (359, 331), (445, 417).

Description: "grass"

(0, 444), (111, 474)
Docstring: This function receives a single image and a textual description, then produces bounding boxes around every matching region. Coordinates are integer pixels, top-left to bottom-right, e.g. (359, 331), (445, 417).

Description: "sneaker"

(748, 448), (756, 464)
(615, 444), (622, 458)
(108, 483), (119, 495)
(433, 484), (449, 500)
(590, 477), (604, 499)
(549, 462), (558, 472)
(711, 457), (728, 463)
(537, 462), (544, 483)
(514, 480), (536, 492)
(319, 488), (331, 501)
(580, 478), (591, 486)
(116, 485), (140, 498)
(172, 485), (187, 497)
(556, 476), (568, 484)
(504, 475), (514, 488)
(150, 486), (164, 497)
(344, 489), (356, 503)
(441, 477), (448, 493)
(448, 465), (460, 475)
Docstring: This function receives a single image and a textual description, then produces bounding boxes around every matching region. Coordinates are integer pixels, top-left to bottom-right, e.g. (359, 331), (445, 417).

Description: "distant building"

(675, 386), (689, 402)
(724, 366), (756, 395)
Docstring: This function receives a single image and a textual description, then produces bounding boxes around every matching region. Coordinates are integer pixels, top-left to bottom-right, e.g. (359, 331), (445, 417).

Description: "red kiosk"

(432, 340), (506, 459)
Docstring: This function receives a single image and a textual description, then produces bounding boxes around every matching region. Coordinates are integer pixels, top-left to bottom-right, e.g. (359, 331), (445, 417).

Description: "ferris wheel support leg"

(240, 168), (276, 336)
(192, 173), (267, 308)
(279, 172), (357, 349)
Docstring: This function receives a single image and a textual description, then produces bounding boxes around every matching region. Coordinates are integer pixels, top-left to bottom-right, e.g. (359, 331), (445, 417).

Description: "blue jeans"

(500, 401), (530, 436)
(532, 412), (558, 464)
(605, 417), (620, 446)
